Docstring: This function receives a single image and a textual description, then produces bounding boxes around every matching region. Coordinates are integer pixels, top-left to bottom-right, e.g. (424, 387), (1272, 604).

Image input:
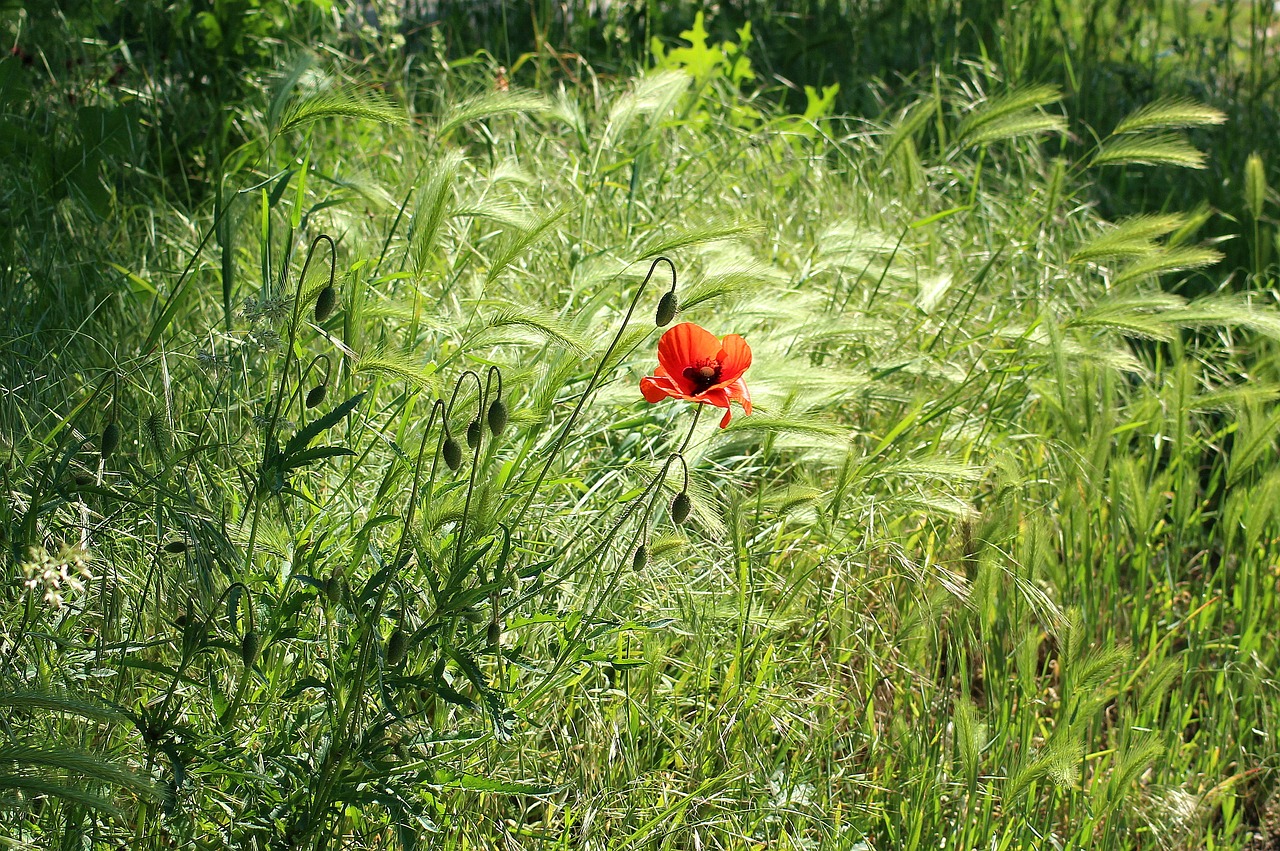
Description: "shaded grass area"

(1, 3), (1279, 849)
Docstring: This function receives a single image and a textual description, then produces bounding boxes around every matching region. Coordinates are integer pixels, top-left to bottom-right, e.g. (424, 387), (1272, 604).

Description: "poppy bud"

(487, 399), (508, 436)
(671, 492), (692, 524)
(655, 290), (678, 327)
(240, 631), (259, 667)
(487, 621), (501, 646)
(325, 571), (342, 603)
(314, 286), (337, 323)
(164, 539), (188, 554)
(305, 384), (327, 409)
(386, 628), (407, 666)
(442, 436), (463, 471)
(631, 545), (647, 571)
(100, 421), (121, 458)
(466, 417), (482, 450)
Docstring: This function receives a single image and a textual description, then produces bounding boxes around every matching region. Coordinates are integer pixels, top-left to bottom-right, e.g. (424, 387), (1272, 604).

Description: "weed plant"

(2, 4), (1280, 850)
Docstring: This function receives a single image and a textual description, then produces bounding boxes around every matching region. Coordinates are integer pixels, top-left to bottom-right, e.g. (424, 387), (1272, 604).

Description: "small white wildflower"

(19, 544), (93, 610)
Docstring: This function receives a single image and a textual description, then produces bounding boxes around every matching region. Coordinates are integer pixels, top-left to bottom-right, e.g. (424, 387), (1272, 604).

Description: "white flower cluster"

(19, 544), (93, 609)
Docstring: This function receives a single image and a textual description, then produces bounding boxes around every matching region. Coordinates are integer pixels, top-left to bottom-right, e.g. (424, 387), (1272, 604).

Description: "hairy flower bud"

(305, 384), (327, 409)
(487, 399), (508, 436)
(314, 286), (337, 323)
(655, 290), (679, 327)
(442, 436), (463, 471)
(466, 417), (482, 450)
(671, 492), (692, 524)
(386, 628), (407, 666)
(240, 631), (259, 667)
(100, 421), (121, 458)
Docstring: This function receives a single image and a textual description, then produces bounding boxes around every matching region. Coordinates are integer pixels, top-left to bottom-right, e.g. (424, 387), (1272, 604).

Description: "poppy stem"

(511, 256), (677, 531)
(678, 404), (703, 455)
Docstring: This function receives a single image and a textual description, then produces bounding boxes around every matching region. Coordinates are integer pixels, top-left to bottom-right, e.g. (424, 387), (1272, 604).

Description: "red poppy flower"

(640, 322), (752, 428)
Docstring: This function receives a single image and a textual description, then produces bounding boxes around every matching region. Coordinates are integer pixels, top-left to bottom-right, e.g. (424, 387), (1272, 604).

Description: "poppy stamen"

(683, 362), (721, 393)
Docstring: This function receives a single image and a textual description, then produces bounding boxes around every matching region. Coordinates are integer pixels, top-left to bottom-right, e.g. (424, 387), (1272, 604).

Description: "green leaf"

(281, 391), (366, 459)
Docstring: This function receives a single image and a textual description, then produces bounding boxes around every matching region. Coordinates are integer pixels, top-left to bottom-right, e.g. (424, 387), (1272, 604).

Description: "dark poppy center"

(683, 362), (721, 393)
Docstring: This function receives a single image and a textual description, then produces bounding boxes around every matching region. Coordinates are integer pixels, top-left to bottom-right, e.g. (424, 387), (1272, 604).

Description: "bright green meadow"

(2, 1), (1279, 848)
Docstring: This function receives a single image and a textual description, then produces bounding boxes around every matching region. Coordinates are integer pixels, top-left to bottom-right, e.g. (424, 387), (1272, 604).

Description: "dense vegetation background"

(2, 1), (1280, 848)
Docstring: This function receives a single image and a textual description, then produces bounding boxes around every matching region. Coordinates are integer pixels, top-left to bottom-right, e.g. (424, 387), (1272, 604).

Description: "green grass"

(2, 3), (1280, 849)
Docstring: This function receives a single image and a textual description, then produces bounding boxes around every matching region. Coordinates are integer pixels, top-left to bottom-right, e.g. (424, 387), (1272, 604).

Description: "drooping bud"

(655, 290), (678, 327)
(466, 417), (482, 450)
(305, 384), (327, 409)
(671, 492), (692, 524)
(487, 398), (508, 436)
(442, 435), (463, 471)
(487, 621), (501, 647)
(314, 285), (337, 323)
(386, 628), (407, 666)
(164, 539), (188, 554)
(631, 545), (647, 571)
(100, 421), (121, 458)
(240, 631), (259, 667)
(324, 570), (342, 604)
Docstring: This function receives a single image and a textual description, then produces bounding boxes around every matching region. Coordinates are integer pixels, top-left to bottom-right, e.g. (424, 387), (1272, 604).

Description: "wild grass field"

(2, 2), (1279, 849)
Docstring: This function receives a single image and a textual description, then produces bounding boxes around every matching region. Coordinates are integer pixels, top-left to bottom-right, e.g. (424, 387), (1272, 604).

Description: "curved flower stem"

(242, 234), (336, 577)
(511, 256), (676, 531)
(445, 370), (486, 576)
(678, 404), (703, 455)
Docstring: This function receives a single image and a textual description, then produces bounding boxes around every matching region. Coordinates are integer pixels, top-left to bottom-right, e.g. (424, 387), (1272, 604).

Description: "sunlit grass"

(1, 6), (1279, 850)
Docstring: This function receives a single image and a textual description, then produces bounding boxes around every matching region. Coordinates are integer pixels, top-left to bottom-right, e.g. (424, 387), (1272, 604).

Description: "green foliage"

(2, 3), (1280, 850)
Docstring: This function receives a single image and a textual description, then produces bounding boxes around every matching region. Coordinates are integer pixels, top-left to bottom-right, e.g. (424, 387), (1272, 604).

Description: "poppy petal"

(727, 378), (752, 415)
(717, 334), (752, 382)
(719, 406), (733, 428)
(658, 323), (721, 393)
(640, 374), (681, 403)
(699, 385), (731, 410)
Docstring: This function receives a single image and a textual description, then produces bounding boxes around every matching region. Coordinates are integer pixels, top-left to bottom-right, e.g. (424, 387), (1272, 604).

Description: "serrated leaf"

(281, 391), (366, 459)
(280, 445), (356, 472)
